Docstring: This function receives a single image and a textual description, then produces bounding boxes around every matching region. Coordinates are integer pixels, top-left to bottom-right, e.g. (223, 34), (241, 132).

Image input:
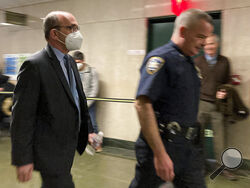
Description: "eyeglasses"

(54, 24), (80, 32)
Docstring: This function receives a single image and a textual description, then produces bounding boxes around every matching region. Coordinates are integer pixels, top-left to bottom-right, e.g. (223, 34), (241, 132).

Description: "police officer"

(129, 9), (214, 188)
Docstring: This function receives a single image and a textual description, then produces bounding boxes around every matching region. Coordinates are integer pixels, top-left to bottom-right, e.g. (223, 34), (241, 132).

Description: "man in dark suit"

(11, 11), (95, 188)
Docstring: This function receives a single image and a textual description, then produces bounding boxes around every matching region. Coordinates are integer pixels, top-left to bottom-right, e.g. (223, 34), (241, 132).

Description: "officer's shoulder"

(150, 43), (174, 56)
(141, 44), (175, 74)
(145, 45), (166, 62)
(146, 43), (180, 66)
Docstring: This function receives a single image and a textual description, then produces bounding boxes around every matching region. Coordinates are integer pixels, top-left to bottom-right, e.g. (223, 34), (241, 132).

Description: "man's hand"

(16, 163), (34, 182)
(135, 96), (175, 181)
(154, 153), (175, 182)
(216, 89), (227, 99)
(88, 133), (97, 145)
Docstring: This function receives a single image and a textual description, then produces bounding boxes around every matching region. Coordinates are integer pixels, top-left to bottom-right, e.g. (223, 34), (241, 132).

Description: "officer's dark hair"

(72, 51), (85, 61)
(173, 9), (213, 34)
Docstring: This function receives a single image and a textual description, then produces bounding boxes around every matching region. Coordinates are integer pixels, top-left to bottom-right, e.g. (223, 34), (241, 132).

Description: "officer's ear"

(179, 26), (187, 39)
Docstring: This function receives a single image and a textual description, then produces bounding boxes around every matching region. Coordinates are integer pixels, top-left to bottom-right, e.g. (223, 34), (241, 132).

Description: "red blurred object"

(171, 0), (190, 16)
(231, 74), (241, 85)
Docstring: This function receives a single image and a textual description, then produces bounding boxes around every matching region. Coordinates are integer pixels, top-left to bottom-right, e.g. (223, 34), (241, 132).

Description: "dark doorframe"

(147, 11), (221, 52)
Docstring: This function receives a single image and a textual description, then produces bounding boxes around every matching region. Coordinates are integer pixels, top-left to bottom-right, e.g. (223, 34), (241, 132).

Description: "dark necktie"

(64, 55), (73, 90)
(64, 55), (81, 128)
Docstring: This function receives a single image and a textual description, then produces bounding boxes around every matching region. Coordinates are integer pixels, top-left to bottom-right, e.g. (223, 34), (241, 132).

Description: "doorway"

(147, 11), (221, 53)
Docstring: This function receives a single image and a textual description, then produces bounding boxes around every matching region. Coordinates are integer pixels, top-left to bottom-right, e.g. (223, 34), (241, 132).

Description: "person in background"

(129, 9), (213, 188)
(194, 34), (236, 180)
(11, 11), (95, 188)
(0, 74), (14, 136)
(73, 51), (102, 152)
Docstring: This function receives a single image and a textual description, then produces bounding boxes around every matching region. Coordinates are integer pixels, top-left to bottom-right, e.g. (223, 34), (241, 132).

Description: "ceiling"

(0, 0), (59, 29)
(0, 0), (56, 10)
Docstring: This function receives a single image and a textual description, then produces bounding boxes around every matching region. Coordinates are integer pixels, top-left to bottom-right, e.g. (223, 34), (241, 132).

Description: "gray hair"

(210, 33), (220, 43)
(173, 9), (213, 34)
(43, 11), (66, 40)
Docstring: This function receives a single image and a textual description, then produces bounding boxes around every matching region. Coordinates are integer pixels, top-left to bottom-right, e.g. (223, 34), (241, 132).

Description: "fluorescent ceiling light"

(0, 22), (14, 26)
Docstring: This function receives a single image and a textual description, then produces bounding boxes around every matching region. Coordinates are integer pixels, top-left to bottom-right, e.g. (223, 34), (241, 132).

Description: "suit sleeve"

(11, 60), (40, 166)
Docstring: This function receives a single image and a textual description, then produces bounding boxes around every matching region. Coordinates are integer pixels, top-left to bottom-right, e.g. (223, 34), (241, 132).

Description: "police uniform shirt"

(136, 41), (201, 127)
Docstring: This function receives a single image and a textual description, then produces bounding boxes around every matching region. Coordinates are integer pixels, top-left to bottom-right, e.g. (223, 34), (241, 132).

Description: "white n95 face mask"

(65, 31), (83, 51)
(77, 63), (84, 70)
(57, 30), (83, 51)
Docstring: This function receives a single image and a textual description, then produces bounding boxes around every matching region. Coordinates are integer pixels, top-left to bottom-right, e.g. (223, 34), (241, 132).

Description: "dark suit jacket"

(11, 45), (93, 175)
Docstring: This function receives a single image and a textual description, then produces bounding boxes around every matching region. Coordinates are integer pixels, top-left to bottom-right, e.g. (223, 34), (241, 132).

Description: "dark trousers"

(40, 173), (75, 188)
(89, 102), (99, 133)
(129, 133), (206, 188)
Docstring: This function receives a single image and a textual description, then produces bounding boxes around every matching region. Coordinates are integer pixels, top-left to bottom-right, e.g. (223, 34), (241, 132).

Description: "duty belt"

(159, 121), (198, 141)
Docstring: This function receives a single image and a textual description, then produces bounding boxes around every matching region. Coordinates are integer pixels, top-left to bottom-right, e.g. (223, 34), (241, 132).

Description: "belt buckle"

(166, 121), (181, 135)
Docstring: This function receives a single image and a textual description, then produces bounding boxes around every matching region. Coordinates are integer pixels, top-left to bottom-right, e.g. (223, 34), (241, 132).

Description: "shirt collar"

(169, 40), (193, 63)
(205, 53), (218, 65)
(50, 45), (66, 62)
(205, 53), (217, 61)
(169, 40), (183, 55)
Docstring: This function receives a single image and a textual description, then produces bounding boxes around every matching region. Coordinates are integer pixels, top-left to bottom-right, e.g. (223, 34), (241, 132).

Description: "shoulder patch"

(146, 57), (165, 75)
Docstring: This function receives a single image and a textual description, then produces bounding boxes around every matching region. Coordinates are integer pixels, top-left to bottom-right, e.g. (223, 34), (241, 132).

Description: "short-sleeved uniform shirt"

(136, 41), (201, 127)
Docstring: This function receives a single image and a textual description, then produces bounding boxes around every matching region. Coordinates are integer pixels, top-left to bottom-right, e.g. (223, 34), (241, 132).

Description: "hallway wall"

(0, 0), (250, 158)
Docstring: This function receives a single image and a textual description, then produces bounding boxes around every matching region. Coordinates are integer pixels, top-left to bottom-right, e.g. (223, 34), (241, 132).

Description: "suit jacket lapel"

(45, 45), (76, 105)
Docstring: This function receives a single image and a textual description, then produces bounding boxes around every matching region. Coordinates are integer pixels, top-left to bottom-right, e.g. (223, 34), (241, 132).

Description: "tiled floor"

(1, 136), (250, 188)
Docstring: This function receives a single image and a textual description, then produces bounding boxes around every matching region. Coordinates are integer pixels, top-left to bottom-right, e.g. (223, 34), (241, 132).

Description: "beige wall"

(221, 2), (250, 159)
(0, 0), (250, 157)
